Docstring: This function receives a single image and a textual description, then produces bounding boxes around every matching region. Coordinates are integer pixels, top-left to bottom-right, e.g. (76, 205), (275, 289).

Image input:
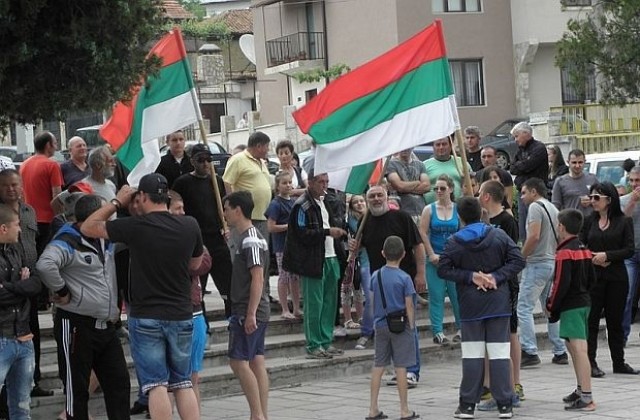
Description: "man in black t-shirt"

(173, 143), (232, 315)
(81, 173), (203, 420)
(465, 126), (483, 173)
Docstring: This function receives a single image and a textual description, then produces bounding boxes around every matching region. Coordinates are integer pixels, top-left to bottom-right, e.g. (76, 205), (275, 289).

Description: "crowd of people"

(1, 121), (640, 420)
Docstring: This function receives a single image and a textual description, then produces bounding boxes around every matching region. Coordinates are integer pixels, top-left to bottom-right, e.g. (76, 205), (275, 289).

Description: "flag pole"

(190, 91), (228, 231)
(175, 26), (227, 231)
(453, 130), (474, 197)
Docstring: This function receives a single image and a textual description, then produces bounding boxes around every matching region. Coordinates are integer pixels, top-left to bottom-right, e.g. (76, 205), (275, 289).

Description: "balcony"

(265, 32), (325, 76)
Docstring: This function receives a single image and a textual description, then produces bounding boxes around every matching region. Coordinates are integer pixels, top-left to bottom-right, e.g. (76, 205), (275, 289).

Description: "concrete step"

(31, 314), (578, 417)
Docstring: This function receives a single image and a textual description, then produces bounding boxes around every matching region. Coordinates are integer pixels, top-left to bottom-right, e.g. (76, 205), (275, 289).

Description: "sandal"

(344, 319), (361, 329)
(281, 312), (296, 320)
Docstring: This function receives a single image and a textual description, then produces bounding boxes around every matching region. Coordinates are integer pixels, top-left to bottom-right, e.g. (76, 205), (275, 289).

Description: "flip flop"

(400, 411), (420, 420)
(365, 411), (388, 420)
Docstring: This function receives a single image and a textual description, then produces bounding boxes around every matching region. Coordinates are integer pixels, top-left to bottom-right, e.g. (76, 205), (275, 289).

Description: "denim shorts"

(128, 317), (193, 394)
(191, 314), (207, 373)
(227, 315), (267, 361)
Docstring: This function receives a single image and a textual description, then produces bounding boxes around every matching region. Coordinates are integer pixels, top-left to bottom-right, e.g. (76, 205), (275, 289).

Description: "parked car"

(412, 144), (434, 162)
(160, 140), (231, 176)
(0, 146), (31, 170)
(479, 118), (527, 169)
(584, 151), (640, 184)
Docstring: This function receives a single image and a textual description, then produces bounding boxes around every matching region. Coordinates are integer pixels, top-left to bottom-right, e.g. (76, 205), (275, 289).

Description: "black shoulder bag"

(376, 270), (407, 334)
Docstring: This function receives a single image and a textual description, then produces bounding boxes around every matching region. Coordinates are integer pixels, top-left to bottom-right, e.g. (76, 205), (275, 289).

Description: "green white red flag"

(100, 27), (200, 186)
(294, 20), (459, 189)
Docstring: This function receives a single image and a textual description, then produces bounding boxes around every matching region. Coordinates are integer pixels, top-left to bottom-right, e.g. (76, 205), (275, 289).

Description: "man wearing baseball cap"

(81, 173), (204, 419)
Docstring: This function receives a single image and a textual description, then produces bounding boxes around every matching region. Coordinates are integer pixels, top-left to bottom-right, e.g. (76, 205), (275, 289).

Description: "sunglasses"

(589, 194), (609, 201)
(434, 186), (448, 192)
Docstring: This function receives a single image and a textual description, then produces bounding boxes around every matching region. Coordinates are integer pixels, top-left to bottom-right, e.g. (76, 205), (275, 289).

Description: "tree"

(556, 0), (640, 104)
(178, 0), (206, 21)
(0, 0), (165, 128)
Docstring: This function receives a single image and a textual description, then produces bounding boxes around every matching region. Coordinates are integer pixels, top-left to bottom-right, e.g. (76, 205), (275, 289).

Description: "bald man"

(60, 136), (89, 189)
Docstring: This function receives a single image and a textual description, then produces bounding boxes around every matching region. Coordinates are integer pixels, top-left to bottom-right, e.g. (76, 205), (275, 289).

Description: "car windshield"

(0, 149), (17, 161)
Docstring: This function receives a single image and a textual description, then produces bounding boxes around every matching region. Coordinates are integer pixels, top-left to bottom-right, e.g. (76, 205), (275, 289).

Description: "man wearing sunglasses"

(173, 143), (231, 314)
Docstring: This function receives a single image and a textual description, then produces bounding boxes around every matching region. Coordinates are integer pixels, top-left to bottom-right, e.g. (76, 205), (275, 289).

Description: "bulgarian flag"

(100, 28), (200, 186)
(294, 20), (459, 190)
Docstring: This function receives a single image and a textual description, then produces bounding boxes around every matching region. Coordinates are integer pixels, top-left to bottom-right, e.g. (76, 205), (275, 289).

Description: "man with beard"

(352, 185), (426, 387)
(423, 137), (471, 205)
(82, 146), (117, 204)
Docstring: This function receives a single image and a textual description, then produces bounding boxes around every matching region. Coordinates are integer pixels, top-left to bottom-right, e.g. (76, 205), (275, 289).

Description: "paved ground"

(194, 340), (640, 420)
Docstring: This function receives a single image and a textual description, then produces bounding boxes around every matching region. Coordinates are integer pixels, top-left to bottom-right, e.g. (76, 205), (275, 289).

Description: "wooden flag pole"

(452, 131), (474, 197)
(197, 119), (228, 231)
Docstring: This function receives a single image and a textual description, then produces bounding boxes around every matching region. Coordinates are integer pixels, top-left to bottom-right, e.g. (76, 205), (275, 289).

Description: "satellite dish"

(239, 34), (256, 65)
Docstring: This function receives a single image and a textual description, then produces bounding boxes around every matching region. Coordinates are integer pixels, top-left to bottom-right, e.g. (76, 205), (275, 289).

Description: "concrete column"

(15, 124), (34, 154)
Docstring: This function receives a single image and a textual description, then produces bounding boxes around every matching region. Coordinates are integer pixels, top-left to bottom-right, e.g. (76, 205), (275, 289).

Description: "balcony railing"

(266, 32), (324, 68)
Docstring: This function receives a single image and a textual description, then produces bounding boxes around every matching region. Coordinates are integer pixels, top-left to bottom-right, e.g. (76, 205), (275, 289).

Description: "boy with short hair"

(438, 197), (525, 419)
(223, 191), (270, 420)
(546, 208), (596, 411)
(367, 236), (419, 420)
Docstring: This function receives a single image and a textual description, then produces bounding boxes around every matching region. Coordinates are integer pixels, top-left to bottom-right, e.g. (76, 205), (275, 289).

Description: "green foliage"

(178, 19), (231, 41)
(0, 0), (165, 128)
(556, 0), (640, 104)
(292, 63), (351, 84)
(178, 0), (206, 20)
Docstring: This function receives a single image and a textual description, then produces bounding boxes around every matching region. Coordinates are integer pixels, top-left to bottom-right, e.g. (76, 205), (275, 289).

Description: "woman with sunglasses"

(581, 182), (637, 377)
(419, 174), (461, 344)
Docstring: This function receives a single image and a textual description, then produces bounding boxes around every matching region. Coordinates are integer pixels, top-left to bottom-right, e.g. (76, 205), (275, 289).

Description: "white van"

(584, 151), (640, 185)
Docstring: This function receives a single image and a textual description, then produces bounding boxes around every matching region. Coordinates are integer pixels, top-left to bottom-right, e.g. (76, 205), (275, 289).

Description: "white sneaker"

(406, 372), (418, 388)
(355, 336), (369, 350)
(333, 326), (347, 337)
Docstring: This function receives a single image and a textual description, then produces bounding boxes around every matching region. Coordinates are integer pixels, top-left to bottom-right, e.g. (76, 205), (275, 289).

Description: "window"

(561, 65), (596, 104)
(432, 0), (481, 13)
(450, 59), (485, 106)
(561, 0), (592, 7)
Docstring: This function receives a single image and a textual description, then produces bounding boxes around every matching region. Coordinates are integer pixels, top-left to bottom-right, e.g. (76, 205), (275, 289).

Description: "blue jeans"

(0, 338), (34, 420)
(517, 261), (566, 356)
(359, 263), (374, 338)
(624, 251), (640, 341)
(128, 317), (193, 394)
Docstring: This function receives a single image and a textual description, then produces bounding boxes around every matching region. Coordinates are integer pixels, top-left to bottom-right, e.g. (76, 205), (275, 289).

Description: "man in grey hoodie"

(37, 194), (130, 420)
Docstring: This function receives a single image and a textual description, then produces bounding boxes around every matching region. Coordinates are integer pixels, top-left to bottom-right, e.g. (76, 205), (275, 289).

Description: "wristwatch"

(110, 198), (122, 210)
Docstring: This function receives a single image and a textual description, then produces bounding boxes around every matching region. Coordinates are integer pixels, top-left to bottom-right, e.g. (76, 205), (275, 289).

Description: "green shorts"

(559, 306), (590, 340)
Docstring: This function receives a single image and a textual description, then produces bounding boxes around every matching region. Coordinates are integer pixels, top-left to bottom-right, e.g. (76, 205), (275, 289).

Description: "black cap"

(190, 143), (213, 158)
(138, 173), (169, 195)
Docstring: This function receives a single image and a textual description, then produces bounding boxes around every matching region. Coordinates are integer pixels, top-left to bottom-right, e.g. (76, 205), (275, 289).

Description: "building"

(202, 0), (251, 17)
(252, 0), (596, 136)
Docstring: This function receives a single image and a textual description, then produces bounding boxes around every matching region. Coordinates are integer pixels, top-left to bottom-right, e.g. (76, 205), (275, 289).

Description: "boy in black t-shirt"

(223, 191), (270, 420)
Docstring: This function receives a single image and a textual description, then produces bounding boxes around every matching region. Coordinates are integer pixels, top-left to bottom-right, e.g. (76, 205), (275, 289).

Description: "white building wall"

(528, 45), (563, 114)
(510, 0), (590, 45)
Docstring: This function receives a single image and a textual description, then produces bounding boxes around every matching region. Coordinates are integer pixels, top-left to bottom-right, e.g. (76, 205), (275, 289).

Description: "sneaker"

(454, 404), (475, 419)
(324, 345), (344, 356)
(552, 352), (569, 365)
(514, 383), (525, 401)
(452, 330), (462, 343)
(130, 401), (149, 415)
(406, 372), (418, 388)
(497, 404), (513, 419)
(477, 398), (497, 411)
(355, 336), (369, 350)
(564, 398), (596, 411)
(333, 326), (347, 337)
(306, 348), (332, 359)
(386, 376), (398, 386)
(480, 386), (492, 401)
(433, 332), (449, 345)
(562, 389), (581, 404)
(520, 351), (541, 368)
